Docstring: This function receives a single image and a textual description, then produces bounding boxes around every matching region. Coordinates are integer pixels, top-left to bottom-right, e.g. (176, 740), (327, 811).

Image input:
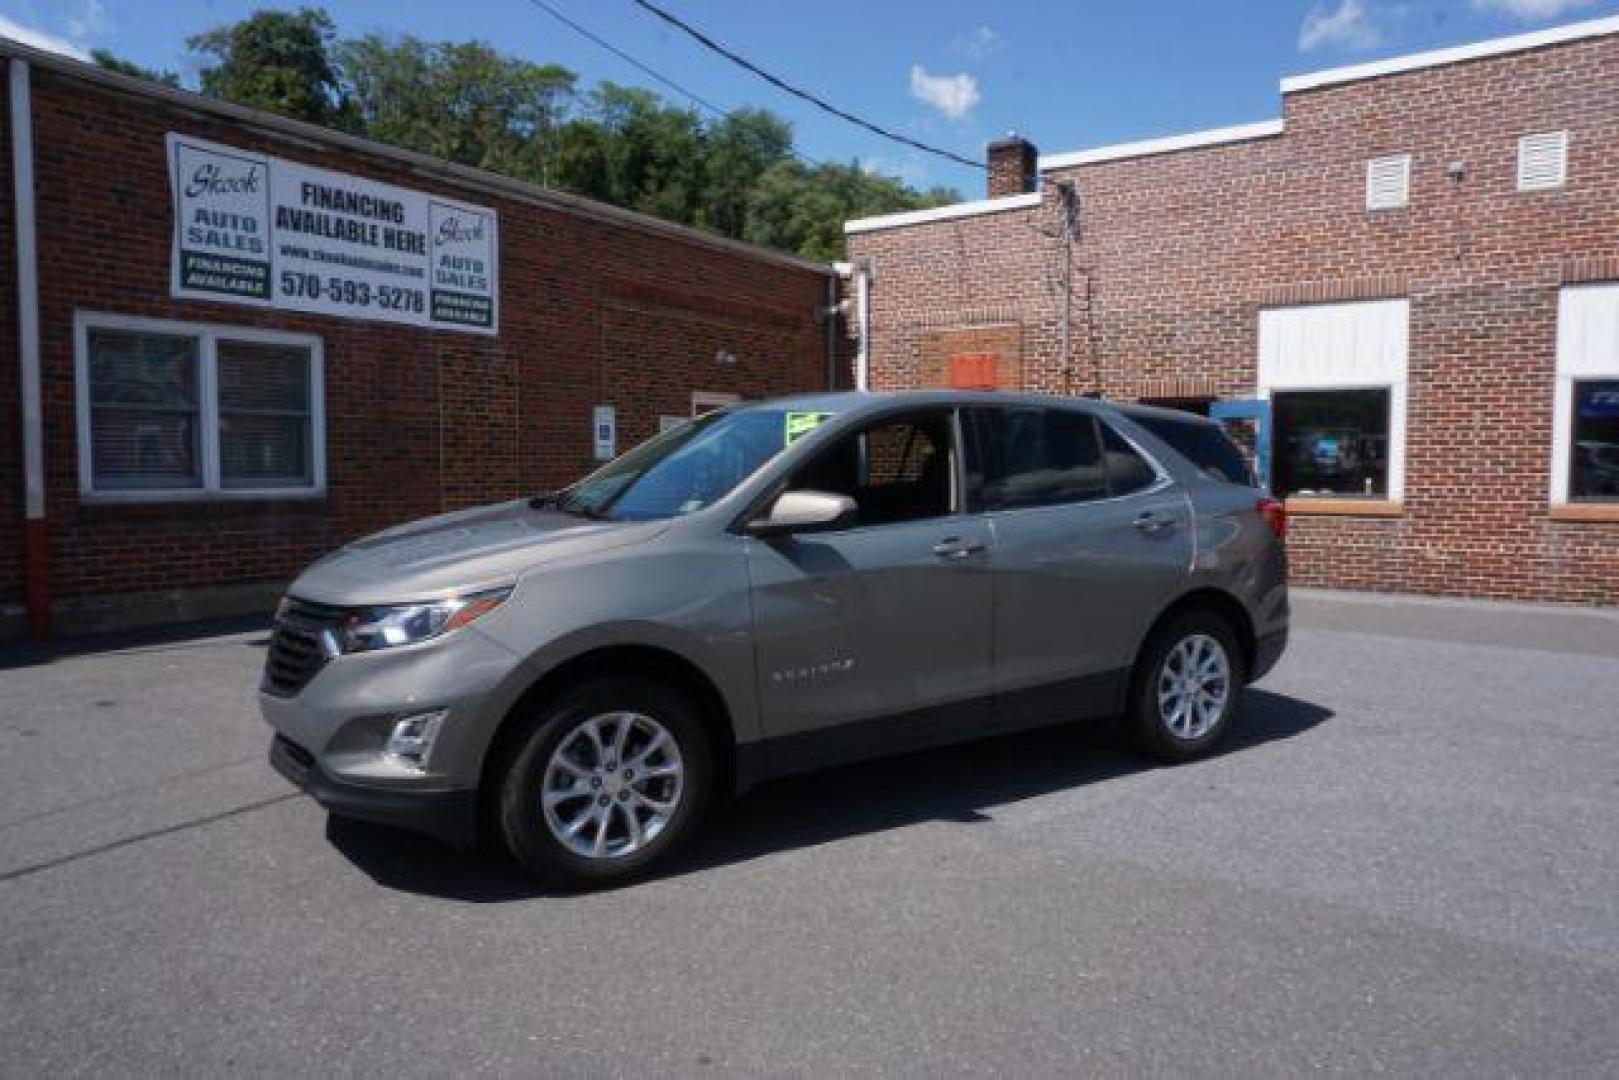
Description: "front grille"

(262, 597), (341, 697)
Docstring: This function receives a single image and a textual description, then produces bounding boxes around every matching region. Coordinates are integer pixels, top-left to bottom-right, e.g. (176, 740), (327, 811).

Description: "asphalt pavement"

(2, 590), (1617, 1076)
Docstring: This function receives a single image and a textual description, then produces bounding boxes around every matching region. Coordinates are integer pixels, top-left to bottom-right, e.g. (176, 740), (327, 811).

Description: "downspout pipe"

(853, 262), (872, 392)
(10, 59), (48, 637)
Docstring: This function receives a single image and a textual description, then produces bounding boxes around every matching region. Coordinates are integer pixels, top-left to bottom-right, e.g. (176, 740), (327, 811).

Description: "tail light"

(1257, 496), (1286, 539)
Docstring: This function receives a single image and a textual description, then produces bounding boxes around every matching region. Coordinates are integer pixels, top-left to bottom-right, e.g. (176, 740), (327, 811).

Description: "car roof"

(738, 389), (1221, 426)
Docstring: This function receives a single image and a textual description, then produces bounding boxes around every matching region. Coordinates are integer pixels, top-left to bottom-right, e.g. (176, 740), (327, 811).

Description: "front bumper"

(269, 734), (478, 849)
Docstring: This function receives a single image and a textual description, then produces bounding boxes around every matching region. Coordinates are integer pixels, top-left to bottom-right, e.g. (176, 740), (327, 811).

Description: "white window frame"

(75, 311), (326, 502)
(1517, 131), (1568, 193)
(1257, 299), (1409, 502)
(1365, 154), (1411, 211)
(690, 391), (740, 416)
(1550, 283), (1619, 506)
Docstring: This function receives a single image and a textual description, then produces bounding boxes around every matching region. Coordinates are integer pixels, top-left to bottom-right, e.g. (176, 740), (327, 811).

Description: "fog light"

(385, 709), (448, 771)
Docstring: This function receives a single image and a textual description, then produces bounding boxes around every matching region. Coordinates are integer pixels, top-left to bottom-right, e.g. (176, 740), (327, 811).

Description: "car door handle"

(1133, 512), (1176, 534)
(932, 537), (986, 560)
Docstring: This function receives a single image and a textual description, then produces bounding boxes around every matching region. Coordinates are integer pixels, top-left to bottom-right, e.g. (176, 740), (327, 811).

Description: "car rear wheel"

(1126, 610), (1245, 763)
(496, 676), (712, 887)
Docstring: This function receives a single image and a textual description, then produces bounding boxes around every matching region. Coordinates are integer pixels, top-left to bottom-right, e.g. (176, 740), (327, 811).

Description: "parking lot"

(2, 590), (1617, 1075)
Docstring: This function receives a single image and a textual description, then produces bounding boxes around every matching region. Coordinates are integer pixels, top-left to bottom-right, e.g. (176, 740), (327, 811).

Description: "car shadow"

(326, 688), (1332, 903)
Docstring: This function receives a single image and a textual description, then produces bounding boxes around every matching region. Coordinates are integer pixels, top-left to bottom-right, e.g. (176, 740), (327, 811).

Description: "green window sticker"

(785, 411), (832, 444)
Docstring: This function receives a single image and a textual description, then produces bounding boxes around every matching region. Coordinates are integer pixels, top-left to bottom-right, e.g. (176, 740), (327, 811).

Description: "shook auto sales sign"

(167, 133), (499, 334)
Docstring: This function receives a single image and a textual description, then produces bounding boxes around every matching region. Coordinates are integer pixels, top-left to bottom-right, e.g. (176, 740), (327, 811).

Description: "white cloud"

(66, 0), (113, 41)
(909, 65), (981, 121)
(1298, 0), (1383, 52)
(860, 154), (931, 188)
(957, 25), (1003, 62)
(0, 15), (92, 60)
(1470, 0), (1598, 20)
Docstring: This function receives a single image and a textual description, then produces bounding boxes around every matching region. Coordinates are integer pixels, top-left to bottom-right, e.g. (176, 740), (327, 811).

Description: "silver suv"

(263, 392), (1288, 886)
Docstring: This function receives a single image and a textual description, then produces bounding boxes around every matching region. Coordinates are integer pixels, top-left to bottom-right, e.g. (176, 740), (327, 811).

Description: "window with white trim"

(1365, 154), (1410, 210)
(76, 314), (324, 499)
(1552, 284), (1619, 505)
(1257, 299), (1409, 501)
(1517, 131), (1568, 193)
(690, 391), (740, 417)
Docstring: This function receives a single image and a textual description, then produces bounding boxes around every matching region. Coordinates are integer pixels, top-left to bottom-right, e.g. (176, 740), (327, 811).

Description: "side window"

(1132, 415), (1253, 486)
(1100, 422), (1159, 495)
(790, 409), (955, 526)
(969, 407), (1108, 510)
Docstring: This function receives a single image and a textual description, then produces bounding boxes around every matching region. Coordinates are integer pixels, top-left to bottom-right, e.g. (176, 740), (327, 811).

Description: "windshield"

(553, 406), (838, 521)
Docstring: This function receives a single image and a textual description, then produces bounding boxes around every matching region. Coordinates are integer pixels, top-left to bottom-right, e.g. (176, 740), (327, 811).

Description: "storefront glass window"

(1571, 380), (1619, 501)
(1271, 389), (1390, 498)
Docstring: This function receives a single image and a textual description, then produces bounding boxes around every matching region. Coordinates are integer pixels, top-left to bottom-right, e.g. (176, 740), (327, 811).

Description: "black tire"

(1125, 610), (1246, 763)
(496, 675), (713, 888)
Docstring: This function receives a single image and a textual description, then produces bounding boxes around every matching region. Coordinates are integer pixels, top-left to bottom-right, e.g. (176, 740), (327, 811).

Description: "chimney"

(986, 133), (1038, 198)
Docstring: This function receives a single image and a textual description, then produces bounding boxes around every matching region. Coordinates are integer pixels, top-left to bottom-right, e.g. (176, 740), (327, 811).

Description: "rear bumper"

(1252, 626), (1288, 682)
(269, 735), (478, 849)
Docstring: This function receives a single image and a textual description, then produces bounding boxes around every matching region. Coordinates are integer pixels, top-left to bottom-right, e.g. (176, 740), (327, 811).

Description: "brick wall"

(1, 66), (832, 615)
(848, 32), (1619, 604)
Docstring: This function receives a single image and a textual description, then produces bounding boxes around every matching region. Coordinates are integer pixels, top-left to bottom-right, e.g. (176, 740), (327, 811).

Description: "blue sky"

(3, 0), (1616, 194)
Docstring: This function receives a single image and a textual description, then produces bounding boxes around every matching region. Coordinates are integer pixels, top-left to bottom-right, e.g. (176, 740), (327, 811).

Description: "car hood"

(287, 499), (668, 606)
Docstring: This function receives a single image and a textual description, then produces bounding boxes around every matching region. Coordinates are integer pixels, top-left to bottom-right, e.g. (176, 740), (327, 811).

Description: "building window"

(1365, 154), (1410, 210)
(1553, 284), (1619, 508)
(1517, 131), (1568, 193)
(1272, 389), (1390, 498)
(1570, 381), (1619, 501)
(76, 314), (324, 500)
(691, 391), (739, 417)
(1257, 299), (1408, 504)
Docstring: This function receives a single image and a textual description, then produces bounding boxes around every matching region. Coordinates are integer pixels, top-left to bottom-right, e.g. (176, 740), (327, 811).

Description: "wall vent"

(1365, 155), (1411, 210)
(1517, 131), (1568, 192)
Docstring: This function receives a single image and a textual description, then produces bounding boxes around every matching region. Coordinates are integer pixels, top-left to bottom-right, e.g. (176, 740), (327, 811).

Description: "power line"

(521, 0), (826, 169)
(629, 0), (986, 172)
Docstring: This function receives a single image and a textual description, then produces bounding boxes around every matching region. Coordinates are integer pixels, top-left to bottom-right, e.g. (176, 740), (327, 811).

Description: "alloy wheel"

(540, 711), (685, 859)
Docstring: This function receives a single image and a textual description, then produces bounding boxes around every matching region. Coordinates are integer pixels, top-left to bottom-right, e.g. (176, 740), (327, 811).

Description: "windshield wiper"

(530, 491), (612, 520)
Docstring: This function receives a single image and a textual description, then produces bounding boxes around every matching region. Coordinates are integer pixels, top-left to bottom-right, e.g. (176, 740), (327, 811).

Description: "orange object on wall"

(948, 353), (998, 390)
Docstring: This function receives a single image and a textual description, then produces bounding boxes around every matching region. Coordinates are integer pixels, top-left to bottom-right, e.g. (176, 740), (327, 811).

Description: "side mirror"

(746, 490), (858, 538)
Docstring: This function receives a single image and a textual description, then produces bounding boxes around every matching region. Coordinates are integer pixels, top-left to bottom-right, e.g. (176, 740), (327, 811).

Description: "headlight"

(329, 587), (511, 654)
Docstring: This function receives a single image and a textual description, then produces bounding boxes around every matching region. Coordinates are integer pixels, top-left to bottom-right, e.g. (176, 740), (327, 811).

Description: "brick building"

(0, 41), (841, 638)
(845, 16), (1619, 604)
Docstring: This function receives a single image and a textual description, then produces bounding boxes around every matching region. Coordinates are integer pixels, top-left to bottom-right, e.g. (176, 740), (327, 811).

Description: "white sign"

(593, 406), (617, 462)
(167, 133), (498, 334)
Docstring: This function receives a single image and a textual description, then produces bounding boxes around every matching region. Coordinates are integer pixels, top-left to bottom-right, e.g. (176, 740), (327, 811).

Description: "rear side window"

(1100, 422), (1158, 495)
(968, 407), (1108, 510)
(1132, 415), (1253, 486)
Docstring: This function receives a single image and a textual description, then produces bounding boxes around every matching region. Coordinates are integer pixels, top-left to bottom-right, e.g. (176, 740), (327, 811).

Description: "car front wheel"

(496, 676), (712, 887)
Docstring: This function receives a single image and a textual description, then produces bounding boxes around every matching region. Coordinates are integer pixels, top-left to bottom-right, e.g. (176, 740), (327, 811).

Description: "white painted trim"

(1281, 14), (1619, 93)
(1038, 120), (1285, 171)
(1550, 283), (1619, 507)
(10, 59), (42, 521)
(844, 191), (1041, 235)
(74, 311), (327, 502)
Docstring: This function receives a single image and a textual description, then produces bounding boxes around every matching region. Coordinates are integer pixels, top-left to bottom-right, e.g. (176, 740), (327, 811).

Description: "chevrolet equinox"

(263, 391), (1288, 886)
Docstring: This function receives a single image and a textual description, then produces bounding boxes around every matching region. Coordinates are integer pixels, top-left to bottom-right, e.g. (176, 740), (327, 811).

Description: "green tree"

(188, 7), (346, 126)
(702, 109), (793, 238)
(91, 49), (181, 87)
(338, 35), (575, 183)
(745, 160), (953, 260)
